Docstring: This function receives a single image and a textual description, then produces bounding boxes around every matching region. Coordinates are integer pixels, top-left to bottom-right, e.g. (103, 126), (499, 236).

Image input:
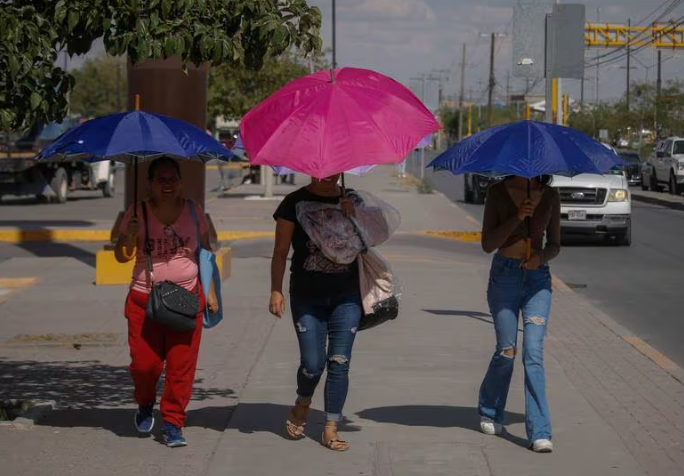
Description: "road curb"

(0, 229), (274, 243)
(552, 275), (684, 384)
(631, 192), (684, 211)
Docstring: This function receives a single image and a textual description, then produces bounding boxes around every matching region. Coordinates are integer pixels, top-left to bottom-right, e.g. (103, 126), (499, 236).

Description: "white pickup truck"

(640, 137), (684, 195)
(550, 144), (632, 246)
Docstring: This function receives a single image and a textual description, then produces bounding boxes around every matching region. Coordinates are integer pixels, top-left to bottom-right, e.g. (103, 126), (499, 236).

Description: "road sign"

(513, 3), (586, 79)
(512, 3), (551, 79)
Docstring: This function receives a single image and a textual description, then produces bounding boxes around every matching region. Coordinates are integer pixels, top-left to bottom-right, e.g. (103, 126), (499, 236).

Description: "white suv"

(550, 144), (632, 246)
(641, 137), (684, 195)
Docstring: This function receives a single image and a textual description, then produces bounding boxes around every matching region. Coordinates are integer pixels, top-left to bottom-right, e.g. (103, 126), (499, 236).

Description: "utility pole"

(626, 18), (631, 112)
(487, 32), (496, 127)
(458, 43), (466, 142)
(595, 7), (601, 105)
(656, 49), (662, 136)
(544, 11), (554, 123)
(410, 75), (427, 179)
(506, 70), (511, 107)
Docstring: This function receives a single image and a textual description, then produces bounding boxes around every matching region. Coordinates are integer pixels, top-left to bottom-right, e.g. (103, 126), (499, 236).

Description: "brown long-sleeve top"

(481, 181), (561, 263)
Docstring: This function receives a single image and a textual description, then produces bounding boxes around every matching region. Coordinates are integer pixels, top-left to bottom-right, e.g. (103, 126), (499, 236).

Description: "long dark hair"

(147, 156), (181, 181)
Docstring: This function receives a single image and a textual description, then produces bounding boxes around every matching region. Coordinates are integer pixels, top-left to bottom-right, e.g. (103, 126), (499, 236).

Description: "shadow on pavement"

(40, 405), (235, 437)
(12, 242), (97, 268)
(0, 359), (234, 435)
(357, 405), (524, 430)
(226, 402), (361, 440)
(423, 309), (493, 326)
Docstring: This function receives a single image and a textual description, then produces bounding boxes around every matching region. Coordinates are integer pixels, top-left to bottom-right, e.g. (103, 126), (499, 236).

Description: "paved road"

(408, 155), (684, 369)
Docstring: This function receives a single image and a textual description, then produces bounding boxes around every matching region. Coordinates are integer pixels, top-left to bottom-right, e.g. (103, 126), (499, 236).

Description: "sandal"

(321, 424), (349, 452)
(285, 398), (311, 439)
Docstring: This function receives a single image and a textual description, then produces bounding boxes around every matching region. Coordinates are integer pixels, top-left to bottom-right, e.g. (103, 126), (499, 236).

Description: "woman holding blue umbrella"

(428, 120), (625, 453)
(478, 174), (560, 453)
(115, 157), (219, 448)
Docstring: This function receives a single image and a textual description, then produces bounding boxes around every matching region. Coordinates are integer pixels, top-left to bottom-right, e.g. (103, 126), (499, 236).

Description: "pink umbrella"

(240, 67), (441, 179)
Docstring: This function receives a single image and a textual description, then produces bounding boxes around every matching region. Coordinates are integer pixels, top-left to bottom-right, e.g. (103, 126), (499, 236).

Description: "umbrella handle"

(121, 235), (137, 261)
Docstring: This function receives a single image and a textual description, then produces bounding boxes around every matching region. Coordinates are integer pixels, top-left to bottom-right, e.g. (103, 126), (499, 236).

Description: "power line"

(585, 15), (684, 69)
(584, 0), (684, 67)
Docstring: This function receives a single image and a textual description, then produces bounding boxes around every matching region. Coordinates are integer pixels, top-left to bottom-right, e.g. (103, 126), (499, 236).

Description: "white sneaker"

(480, 417), (503, 435)
(532, 439), (554, 453)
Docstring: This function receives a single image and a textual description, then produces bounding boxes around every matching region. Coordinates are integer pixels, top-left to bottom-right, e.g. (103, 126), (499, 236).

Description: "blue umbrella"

(428, 120), (624, 178)
(428, 120), (625, 259)
(37, 110), (237, 215)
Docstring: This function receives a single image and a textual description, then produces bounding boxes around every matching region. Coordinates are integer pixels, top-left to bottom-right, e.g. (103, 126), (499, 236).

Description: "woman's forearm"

(271, 254), (287, 293)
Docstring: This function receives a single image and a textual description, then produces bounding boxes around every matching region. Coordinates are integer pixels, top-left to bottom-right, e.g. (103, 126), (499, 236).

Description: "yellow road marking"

(0, 229), (274, 243)
(418, 230), (482, 243)
(0, 277), (38, 305)
(0, 278), (38, 288)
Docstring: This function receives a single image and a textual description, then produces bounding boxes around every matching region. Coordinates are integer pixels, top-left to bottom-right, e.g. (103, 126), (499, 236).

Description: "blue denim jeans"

(478, 254), (553, 443)
(290, 291), (362, 422)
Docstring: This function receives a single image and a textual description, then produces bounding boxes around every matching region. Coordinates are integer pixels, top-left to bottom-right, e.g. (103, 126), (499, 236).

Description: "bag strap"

(141, 202), (155, 283)
(188, 200), (202, 260)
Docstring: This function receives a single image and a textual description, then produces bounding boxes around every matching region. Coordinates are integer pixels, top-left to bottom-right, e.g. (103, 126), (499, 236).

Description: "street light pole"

(458, 43), (466, 142)
(332, 0), (337, 69)
(487, 32), (496, 127)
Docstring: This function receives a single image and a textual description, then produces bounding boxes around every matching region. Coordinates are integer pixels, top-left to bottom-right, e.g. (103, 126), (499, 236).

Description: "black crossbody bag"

(142, 202), (199, 332)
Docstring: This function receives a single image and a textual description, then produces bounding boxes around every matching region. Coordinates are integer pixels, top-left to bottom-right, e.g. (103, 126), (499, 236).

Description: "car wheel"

(463, 175), (473, 203)
(50, 168), (68, 204)
(472, 182), (484, 204)
(102, 172), (115, 198)
(670, 172), (679, 195)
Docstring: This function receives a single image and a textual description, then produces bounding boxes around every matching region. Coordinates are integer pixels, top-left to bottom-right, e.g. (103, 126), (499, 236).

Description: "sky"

(306, 0), (684, 109)
(71, 1), (684, 110)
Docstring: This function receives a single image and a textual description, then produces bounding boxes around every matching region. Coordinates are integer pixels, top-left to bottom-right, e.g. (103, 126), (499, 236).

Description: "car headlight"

(678, 162), (684, 170)
(608, 189), (629, 202)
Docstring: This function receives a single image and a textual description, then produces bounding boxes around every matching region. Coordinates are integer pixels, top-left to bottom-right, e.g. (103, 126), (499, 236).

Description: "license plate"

(568, 210), (587, 221)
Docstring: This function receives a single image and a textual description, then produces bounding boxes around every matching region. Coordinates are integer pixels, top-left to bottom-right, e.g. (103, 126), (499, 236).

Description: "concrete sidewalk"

(0, 166), (682, 475)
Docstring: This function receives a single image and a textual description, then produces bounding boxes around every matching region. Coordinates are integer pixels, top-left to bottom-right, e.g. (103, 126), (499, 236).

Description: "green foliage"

(0, 0), (322, 131)
(568, 79), (684, 142)
(209, 48), (329, 120)
(70, 55), (127, 118)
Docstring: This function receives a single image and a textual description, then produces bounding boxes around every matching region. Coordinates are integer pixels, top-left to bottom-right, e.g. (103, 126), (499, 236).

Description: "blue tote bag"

(189, 203), (223, 328)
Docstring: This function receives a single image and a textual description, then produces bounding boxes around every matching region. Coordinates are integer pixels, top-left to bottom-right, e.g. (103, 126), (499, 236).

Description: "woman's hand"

(126, 217), (140, 236)
(340, 197), (356, 217)
(269, 291), (285, 318)
(522, 252), (542, 270)
(517, 198), (536, 221)
(207, 288), (219, 314)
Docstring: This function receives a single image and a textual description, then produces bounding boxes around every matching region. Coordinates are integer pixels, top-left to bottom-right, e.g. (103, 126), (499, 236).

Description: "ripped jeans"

(478, 254), (553, 443)
(290, 291), (362, 422)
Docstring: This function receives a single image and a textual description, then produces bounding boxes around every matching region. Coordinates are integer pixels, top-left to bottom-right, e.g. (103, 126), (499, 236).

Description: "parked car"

(0, 119), (115, 203)
(640, 137), (684, 194)
(550, 143), (631, 246)
(615, 148), (643, 186)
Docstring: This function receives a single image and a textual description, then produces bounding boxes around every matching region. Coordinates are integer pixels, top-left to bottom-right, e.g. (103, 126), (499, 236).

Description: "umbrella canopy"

(428, 120), (625, 178)
(37, 111), (236, 163)
(232, 131), (433, 177)
(240, 67), (441, 178)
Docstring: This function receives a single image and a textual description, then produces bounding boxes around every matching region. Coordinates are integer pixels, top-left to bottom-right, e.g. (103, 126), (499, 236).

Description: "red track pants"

(125, 287), (204, 428)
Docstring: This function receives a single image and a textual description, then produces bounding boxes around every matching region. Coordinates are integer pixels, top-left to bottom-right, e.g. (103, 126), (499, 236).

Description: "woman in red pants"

(114, 157), (218, 447)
